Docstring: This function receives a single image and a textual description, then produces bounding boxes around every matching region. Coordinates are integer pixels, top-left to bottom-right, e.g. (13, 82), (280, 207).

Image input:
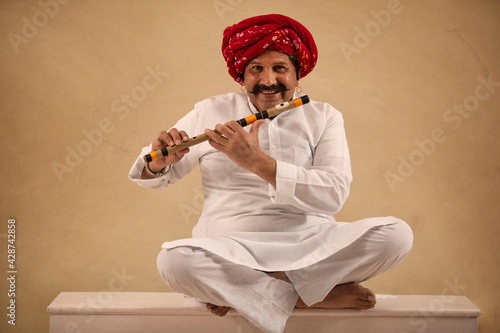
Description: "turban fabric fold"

(222, 14), (318, 84)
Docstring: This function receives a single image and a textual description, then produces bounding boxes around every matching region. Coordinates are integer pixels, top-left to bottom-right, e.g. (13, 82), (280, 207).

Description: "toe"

(356, 298), (376, 309)
(366, 289), (376, 302)
(219, 306), (231, 316)
(208, 304), (232, 316)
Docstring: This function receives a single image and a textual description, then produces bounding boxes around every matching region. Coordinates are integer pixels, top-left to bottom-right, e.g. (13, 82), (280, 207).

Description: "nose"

(260, 67), (278, 86)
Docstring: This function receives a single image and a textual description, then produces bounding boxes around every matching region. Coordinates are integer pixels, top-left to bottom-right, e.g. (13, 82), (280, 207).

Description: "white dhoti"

(156, 219), (413, 333)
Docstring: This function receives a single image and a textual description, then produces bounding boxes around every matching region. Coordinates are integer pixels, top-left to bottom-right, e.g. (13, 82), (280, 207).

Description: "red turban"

(222, 14), (318, 84)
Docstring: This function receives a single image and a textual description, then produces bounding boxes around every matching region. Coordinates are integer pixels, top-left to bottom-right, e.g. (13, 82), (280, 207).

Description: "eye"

(273, 65), (287, 72)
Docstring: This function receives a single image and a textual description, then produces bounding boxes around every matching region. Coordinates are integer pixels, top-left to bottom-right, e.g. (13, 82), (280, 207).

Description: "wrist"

(148, 162), (165, 173)
(144, 162), (167, 178)
(248, 153), (277, 187)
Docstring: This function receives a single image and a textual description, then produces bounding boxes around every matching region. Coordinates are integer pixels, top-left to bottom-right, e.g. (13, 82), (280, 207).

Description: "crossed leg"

(159, 219), (413, 333)
(206, 273), (375, 316)
(205, 220), (412, 317)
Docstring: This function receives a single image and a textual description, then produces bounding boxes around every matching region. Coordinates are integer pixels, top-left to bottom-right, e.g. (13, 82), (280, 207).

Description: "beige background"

(1, 0), (499, 332)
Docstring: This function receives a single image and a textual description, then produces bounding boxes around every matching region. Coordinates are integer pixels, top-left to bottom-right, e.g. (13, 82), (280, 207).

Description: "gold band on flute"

(143, 95), (310, 163)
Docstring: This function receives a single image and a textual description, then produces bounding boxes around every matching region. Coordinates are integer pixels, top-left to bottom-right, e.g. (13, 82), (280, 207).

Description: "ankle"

(296, 297), (308, 308)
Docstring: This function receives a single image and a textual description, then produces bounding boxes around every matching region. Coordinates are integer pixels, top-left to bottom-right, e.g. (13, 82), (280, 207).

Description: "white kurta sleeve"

(270, 108), (352, 215)
(128, 145), (173, 189)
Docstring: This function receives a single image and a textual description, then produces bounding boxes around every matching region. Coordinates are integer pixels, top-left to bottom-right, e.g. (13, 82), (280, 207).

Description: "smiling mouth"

(261, 90), (279, 95)
(249, 84), (290, 95)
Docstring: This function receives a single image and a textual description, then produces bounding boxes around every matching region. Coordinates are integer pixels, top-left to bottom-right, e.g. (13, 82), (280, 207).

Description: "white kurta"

(129, 92), (395, 271)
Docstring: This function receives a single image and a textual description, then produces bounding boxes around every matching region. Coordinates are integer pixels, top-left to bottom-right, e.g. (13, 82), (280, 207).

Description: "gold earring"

(240, 85), (246, 92)
(295, 86), (302, 93)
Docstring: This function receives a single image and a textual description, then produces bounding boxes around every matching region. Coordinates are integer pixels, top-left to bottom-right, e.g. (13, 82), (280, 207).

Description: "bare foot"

(296, 283), (376, 310)
(206, 303), (231, 316)
(266, 272), (375, 310)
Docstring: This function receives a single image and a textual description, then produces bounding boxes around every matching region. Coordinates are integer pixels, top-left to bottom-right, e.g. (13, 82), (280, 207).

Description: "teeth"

(262, 91), (278, 95)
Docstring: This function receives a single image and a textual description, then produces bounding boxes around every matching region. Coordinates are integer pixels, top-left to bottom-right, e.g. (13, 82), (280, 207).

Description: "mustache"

(248, 84), (290, 94)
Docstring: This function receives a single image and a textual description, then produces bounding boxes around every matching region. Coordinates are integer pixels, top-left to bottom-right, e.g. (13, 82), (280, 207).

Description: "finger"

(168, 128), (184, 145)
(225, 121), (250, 139)
(152, 137), (166, 151)
(179, 130), (190, 142)
(208, 139), (223, 152)
(215, 123), (234, 138)
(249, 119), (265, 134)
(224, 120), (241, 132)
(173, 148), (190, 158)
(204, 128), (224, 142)
(250, 119), (265, 132)
(158, 130), (174, 147)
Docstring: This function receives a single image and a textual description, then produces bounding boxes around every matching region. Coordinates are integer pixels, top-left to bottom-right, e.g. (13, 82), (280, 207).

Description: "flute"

(143, 95), (310, 163)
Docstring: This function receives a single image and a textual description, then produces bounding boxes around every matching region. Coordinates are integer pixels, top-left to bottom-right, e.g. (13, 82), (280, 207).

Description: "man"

(129, 14), (413, 333)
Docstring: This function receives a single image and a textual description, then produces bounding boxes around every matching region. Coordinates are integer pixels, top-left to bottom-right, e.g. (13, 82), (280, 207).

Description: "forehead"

(246, 49), (295, 66)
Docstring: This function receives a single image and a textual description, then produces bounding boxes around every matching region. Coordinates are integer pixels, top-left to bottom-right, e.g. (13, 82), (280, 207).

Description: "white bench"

(47, 292), (481, 333)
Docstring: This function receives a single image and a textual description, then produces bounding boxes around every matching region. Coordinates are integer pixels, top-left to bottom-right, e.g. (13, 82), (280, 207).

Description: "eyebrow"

(247, 60), (290, 66)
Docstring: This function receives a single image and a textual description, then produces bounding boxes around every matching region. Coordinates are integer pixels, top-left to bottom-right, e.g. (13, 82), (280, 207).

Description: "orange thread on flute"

(150, 151), (157, 161)
(245, 114), (257, 124)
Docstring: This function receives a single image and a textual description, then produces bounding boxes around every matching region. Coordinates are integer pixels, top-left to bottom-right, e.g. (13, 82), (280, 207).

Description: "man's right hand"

(141, 128), (190, 179)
